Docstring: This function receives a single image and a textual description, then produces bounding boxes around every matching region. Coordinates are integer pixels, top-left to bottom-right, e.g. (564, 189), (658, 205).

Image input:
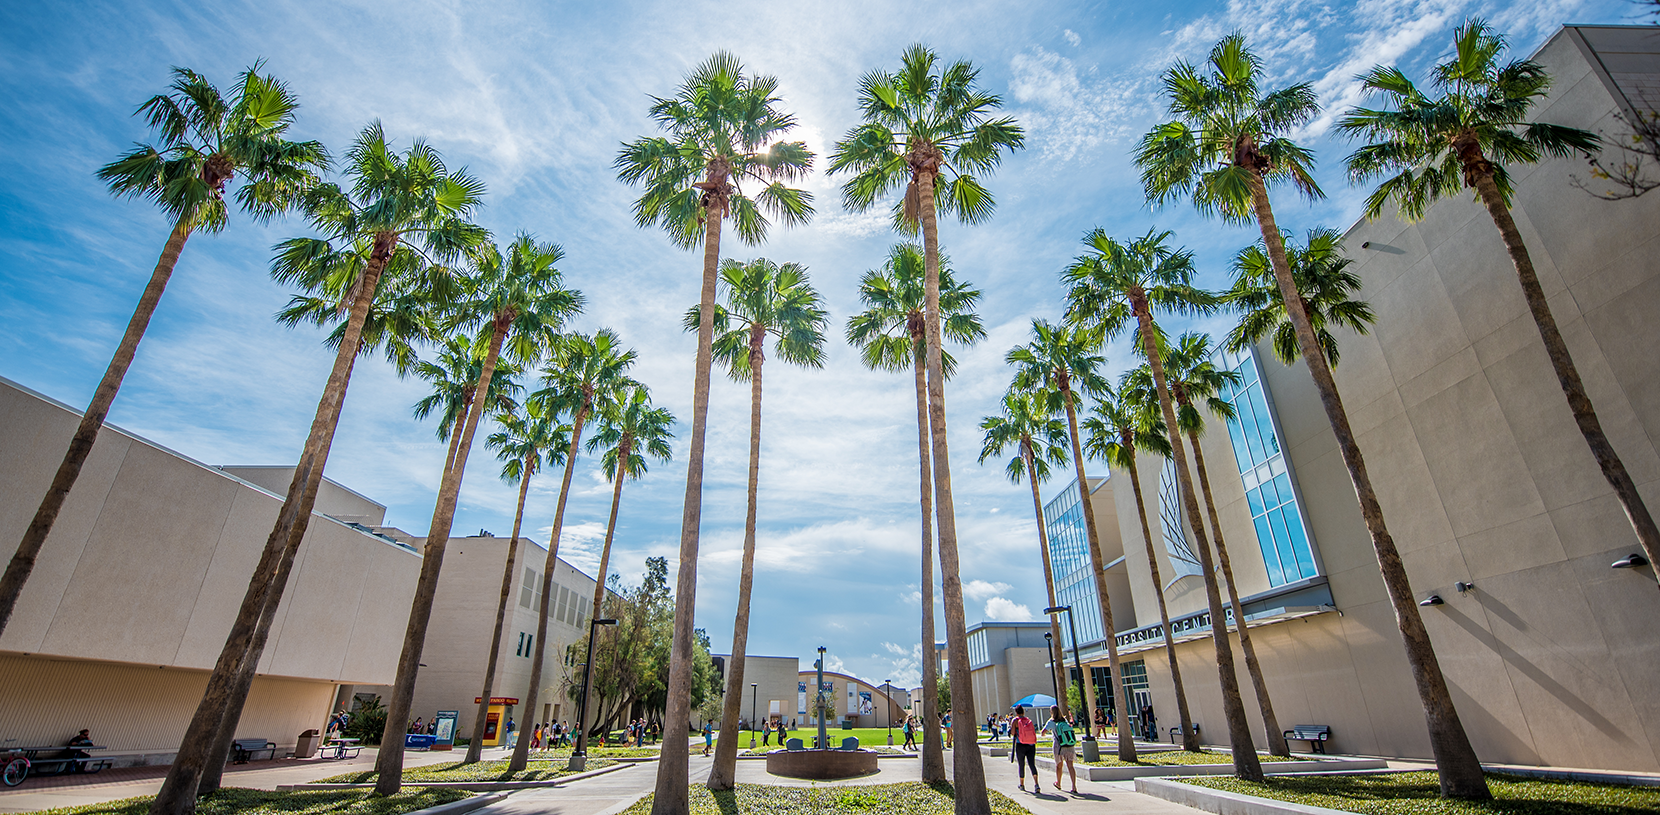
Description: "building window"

(524, 634), (533, 657)
(555, 586), (570, 624)
(1157, 459), (1207, 581)
(1068, 666), (1115, 713)
(967, 630), (989, 668)
(516, 632), (524, 657)
(1215, 346), (1319, 586)
(520, 567), (543, 610)
(1119, 659), (1149, 709)
(1043, 478), (1107, 651)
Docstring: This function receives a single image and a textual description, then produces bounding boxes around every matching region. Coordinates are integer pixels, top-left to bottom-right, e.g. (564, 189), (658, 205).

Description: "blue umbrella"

(1012, 693), (1056, 710)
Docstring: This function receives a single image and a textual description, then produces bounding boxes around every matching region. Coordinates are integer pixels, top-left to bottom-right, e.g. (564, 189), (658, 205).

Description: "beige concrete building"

(797, 669), (905, 729)
(965, 622), (1060, 720)
(1048, 25), (1660, 772)
(0, 378), (420, 764)
(709, 654), (799, 729)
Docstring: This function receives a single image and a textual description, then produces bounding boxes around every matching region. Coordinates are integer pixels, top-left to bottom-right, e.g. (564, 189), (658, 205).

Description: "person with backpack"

(902, 716), (916, 750)
(1010, 705), (1041, 793)
(1043, 704), (1079, 794)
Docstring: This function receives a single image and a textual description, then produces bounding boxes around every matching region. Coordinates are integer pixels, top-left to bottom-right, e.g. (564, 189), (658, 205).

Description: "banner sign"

(798, 682), (807, 714)
(433, 710), (458, 751)
(858, 691), (873, 716)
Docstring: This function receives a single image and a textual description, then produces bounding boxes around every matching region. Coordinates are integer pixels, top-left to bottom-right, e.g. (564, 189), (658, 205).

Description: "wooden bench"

(1283, 724), (1331, 754)
(231, 738), (277, 764)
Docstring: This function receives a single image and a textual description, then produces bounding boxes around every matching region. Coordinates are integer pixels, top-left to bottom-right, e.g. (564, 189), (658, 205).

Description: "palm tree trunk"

(912, 343), (947, 782)
(652, 181), (724, 815)
(465, 457), (534, 764)
(1023, 443), (1071, 720)
(0, 220), (192, 638)
(1063, 393), (1137, 762)
(511, 402), (591, 774)
(1247, 174), (1486, 797)
(1122, 446), (1198, 753)
(576, 435), (630, 762)
(151, 236), (392, 815)
(1185, 429), (1287, 756)
(709, 337), (766, 790)
(916, 169), (990, 815)
(1468, 170), (1660, 584)
(442, 400), (469, 477)
(375, 321), (507, 795)
(1131, 298), (1261, 781)
(1119, 449), (1161, 747)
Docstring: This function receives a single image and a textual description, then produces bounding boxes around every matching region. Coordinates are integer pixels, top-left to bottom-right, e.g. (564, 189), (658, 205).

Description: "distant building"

(964, 621), (1058, 718)
(796, 669), (904, 729)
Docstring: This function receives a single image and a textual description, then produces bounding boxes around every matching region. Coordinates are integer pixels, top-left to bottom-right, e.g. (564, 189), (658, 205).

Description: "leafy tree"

(153, 124), (484, 815)
(845, 242), (983, 781)
(511, 330), (637, 773)
(1339, 21), (1656, 593)
(1063, 228), (1258, 777)
(692, 258), (827, 790)
(977, 386), (1072, 716)
(615, 54), (813, 812)
(828, 45), (1022, 810)
(1, 65), (327, 641)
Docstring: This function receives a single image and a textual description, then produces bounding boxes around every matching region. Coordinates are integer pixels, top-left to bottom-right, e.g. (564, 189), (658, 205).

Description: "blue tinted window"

(1216, 347), (1320, 587)
(1254, 515), (1283, 584)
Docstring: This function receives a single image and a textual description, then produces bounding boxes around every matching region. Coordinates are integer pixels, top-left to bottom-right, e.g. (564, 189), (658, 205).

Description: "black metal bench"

(1169, 723), (1199, 743)
(1284, 724), (1331, 754)
(231, 738), (277, 764)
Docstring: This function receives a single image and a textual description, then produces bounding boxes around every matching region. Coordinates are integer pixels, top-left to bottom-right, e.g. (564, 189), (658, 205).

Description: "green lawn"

(1082, 749), (1313, 767)
(704, 727), (909, 748)
(315, 757), (615, 784)
(22, 789), (469, 815)
(618, 782), (1028, 815)
(1184, 771), (1660, 814)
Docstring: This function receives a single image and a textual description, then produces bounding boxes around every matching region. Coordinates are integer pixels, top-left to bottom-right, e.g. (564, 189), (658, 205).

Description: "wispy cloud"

(985, 597), (1036, 621)
(1009, 46), (1147, 163)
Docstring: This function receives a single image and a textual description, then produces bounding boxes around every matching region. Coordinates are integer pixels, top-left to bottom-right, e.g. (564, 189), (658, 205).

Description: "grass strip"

(1183, 771), (1660, 814)
(617, 781), (1029, 815)
(315, 757), (615, 784)
(23, 788), (469, 815)
(1081, 749), (1313, 767)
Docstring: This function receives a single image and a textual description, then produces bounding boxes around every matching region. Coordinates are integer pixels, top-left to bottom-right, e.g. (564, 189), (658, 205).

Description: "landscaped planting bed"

(1083, 749), (1312, 766)
(23, 789), (469, 815)
(617, 781), (1029, 814)
(316, 757), (615, 784)
(1183, 771), (1660, 814)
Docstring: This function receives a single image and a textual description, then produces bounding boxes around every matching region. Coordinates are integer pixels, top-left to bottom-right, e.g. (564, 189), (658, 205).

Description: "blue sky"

(0, 0), (1640, 688)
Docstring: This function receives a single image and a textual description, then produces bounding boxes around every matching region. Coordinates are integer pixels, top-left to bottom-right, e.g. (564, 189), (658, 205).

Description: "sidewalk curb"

(395, 792), (512, 815)
(278, 761), (635, 791)
(1134, 777), (1351, 815)
(1039, 756), (1386, 782)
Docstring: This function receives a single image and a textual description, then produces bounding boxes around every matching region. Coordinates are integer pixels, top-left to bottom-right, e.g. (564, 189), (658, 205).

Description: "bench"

(839, 737), (859, 751)
(1283, 725), (1331, 754)
(785, 738), (803, 751)
(231, 738), (277, 764)
(1169, 723), (1199, 743)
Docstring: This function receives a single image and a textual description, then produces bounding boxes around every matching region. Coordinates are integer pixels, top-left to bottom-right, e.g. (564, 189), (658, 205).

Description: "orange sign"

(474, 697), (519, 704)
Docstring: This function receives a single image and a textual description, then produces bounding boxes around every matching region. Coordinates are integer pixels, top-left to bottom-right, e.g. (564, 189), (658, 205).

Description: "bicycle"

(2, 740), (30, 787)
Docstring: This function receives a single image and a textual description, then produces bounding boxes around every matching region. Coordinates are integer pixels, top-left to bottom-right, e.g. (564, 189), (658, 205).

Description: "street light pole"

(750, 683), (759, 749)
(1045, 604), (1098, 762)
(883, 679), (894, 746)
(568, 617), (618, 771)
(1044, 632), (1061, 703)
(816, 646), (828, 750)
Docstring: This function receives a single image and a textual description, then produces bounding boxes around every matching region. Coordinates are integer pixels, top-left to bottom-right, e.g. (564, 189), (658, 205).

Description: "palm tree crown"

(1122, 333), (1240, 437)
(1135, 33), (1322, 222)
(686, 258), (829, 378)
(978, 389), (1070, 485)
(588, 385), (677, 482)
(490, 399), (572, 485)
(827, 44), (1024, 229)
(534, 329), (640, 420)
(1337, 18), (1599, 220)
(1007, 319), (1108, 412)
(1082, 382), (1172, 470)
(846, 243), (985, 375)
(1063, 228), (1217, 336)
(98, 63), (329, 231)
(454, 234), (582, 366)
(615, 52), (814, 248)
(1226, 228), (1375, 368)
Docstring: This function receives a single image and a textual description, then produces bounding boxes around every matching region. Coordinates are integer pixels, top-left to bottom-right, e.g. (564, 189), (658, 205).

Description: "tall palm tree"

(572, 385), (675, 766)
(1339, 22), (1652, 581)
(828, 47), (1022, 813)
(1138, 28), (1490, 798)
(1063, 228), (1262, 780)
(977, 387), (1072, 719)
(510, 330), (637, 774)
(1, 65), (327, 639)
(1225, 229), (1375, 369)
(846, 243), (984, 783)
(1080, 382), (1172, 756)
(413, 335), (525, 475)
(465, 400), (572, 764)
(696, 258), (828, 790)
(152, 125), (483, 815)
(1126, 334), (1292, 757)
(614, 55), (813, 811)
(378, 236), (581, 792)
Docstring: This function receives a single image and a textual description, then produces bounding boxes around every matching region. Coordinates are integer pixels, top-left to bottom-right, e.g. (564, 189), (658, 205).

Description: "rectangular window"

(525, 634), (533, 657)
(556, 586), (570, 624)
(1216, 345), (1320, 587)
(516, 632), (524, 657)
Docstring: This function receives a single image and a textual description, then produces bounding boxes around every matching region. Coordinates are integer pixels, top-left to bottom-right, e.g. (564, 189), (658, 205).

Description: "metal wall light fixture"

(1419, 594), (1444, 607)
(1612, 553), (1648, 569)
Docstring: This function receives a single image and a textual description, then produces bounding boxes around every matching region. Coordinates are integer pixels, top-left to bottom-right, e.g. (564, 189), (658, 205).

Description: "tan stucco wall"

(714, 654), (799, 728)
(1099, 27), (1660, 773)
(798, 670), (904, 728)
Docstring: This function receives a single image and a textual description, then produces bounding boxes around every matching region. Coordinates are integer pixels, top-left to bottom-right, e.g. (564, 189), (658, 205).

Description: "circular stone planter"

(765, 748), (880, 779)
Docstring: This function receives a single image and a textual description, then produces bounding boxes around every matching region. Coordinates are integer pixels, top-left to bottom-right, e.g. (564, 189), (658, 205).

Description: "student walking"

(701, 721), (714, 756)
(1043, 705), (1079, 794)
(1011, 705), (1040, 792)
(902, 716), (917, 750)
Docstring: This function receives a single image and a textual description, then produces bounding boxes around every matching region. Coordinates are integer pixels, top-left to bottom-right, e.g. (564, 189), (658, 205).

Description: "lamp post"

(1044, 605), (1098, 762)
(750, 683), (759, 749)
(1044, 632), (1061, 704)
(816, 646), (828, 750)
(568, 617), (618, 771)
(883, 679), (894, 746)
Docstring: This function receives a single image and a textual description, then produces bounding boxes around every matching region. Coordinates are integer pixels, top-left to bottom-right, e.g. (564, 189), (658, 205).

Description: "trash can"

(295, 729), (321, 759)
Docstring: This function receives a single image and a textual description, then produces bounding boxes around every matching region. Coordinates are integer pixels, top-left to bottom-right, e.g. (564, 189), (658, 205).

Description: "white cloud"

(985, 597), (1036, 621)
(1062, 29), (1080, 47)
(1009, 46), (1147, 163)
(964, 579), (1014, 601)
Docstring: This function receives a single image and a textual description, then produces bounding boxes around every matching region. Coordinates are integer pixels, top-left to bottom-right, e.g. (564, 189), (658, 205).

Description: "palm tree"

(0, 65), (327, 639)
(1340, 22), (1653, 581)
(828, 47), (1022, 813)
(152, 124), (483, 815)
(1225, 229), (1375, 368)
(614, 55), (812, 810)
(1138, 29), (1490, 798)
(510, 330), (637, 774)
(413, 335), (526, 475)
(378, 235), (581, 792)
(696, 258), (828, 790)
(1063, 228), (1261, 780)
(846, 242), (984, 783)
(1126, 333), (1292, 757)
(572, 385), (675, 765)
(977, 387), (1072, 720)
(466, 400), (572, 764)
